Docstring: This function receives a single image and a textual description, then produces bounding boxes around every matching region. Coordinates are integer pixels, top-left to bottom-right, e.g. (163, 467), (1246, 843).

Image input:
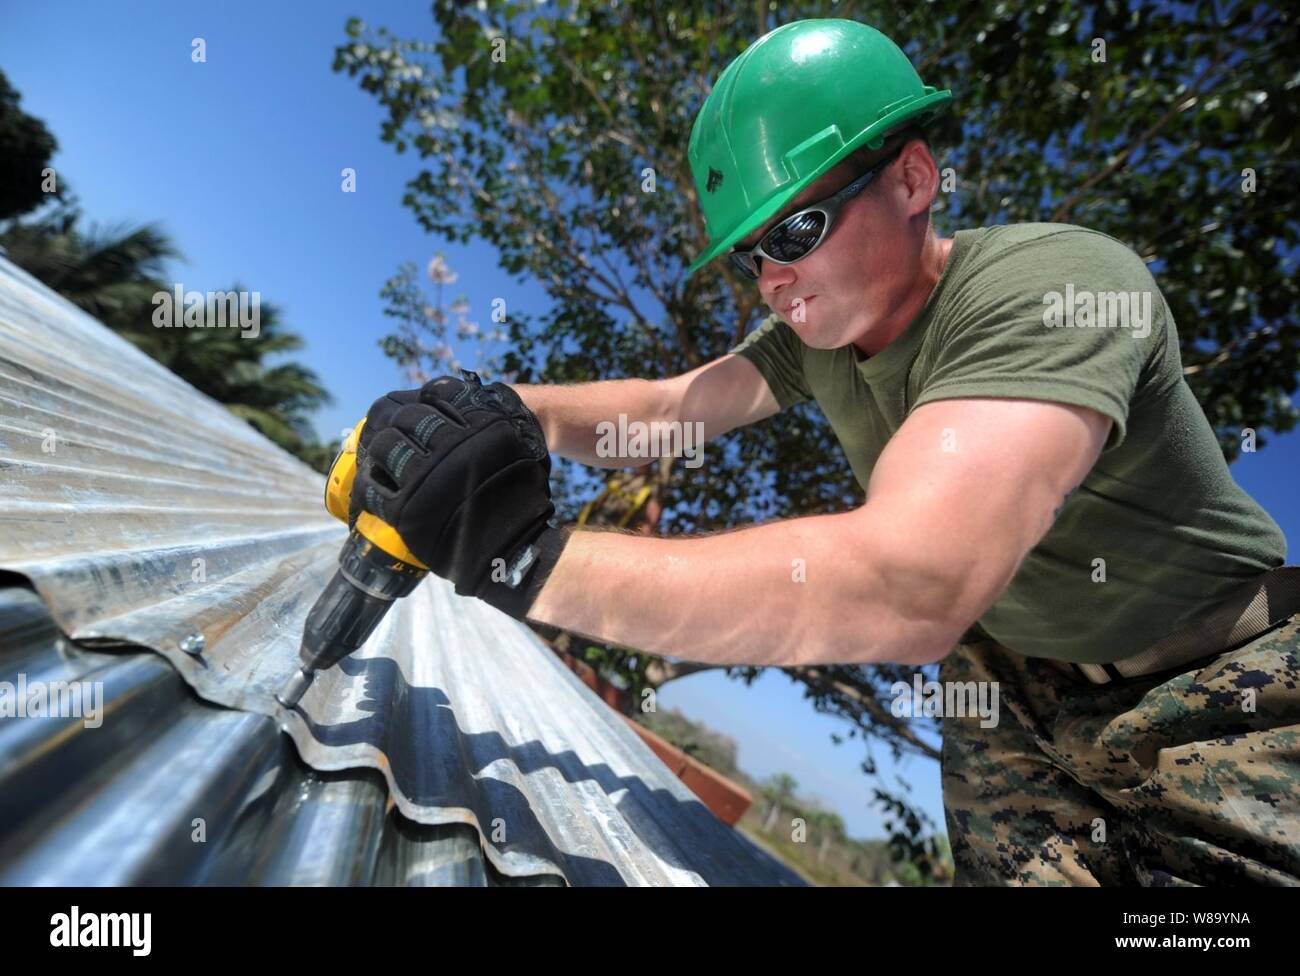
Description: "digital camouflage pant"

(940, 613), (1300, 885)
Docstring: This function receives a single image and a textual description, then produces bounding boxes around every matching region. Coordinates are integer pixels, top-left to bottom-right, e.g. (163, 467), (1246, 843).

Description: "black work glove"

(350, 370), (571, 620)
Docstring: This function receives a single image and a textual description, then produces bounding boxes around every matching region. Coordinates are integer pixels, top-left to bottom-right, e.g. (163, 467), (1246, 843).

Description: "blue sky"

(3, 0), (1296, 844)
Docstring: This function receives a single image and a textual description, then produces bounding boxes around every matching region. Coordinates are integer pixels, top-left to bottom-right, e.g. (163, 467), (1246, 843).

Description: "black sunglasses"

(729, 146), (904, 280)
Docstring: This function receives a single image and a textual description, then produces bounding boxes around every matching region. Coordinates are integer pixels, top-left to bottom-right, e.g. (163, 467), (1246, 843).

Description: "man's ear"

(899, 141), (939, 217)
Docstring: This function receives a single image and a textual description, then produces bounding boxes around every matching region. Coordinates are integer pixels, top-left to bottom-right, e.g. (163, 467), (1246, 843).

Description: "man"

(350, 19), (1300, 885)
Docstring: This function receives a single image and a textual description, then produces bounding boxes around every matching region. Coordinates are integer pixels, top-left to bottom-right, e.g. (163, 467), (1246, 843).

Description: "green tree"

(0, 69), (59, 221)
(0, 203), (179, 332)
(807, 809), (847, 866)
(0, 204), (334, 469)
(760, 772), (799, 833)
(149, 289), (336, 466)
(874, 784), (951, 885)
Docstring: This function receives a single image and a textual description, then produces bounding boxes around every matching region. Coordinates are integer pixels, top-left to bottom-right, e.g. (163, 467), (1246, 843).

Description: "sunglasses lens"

(730, 207), (829, 279)
(730, 252), (760, 279)
(764, 211), (827, 262)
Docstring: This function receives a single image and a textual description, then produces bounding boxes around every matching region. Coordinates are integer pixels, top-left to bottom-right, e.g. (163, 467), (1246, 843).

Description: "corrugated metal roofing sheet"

(0, 255), (804, 886)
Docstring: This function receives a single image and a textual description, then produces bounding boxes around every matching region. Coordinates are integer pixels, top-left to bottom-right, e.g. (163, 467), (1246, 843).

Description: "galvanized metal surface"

(0, 256), (804, 886)
(0, 586), (551, 886)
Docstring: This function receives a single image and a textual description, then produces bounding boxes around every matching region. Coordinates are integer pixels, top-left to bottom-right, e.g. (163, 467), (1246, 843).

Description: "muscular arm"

(513, 378), (677, 468)
(531, 510), (937, 666)
(513, 353), (778, 468)
(528, 397), (1111, 668)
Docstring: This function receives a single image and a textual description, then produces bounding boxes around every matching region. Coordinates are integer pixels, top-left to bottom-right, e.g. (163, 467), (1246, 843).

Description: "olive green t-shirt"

(728, 222), (1287, 664)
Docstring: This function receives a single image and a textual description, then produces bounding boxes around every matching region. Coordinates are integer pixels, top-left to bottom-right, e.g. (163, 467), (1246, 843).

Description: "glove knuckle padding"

(360, 389), (421, 450)
(391, 402), (464, 454)
(364, 428), (428, 488)
(348, 374), (557, 596)
(395, 416), (552, 580)
(419, 376), (469, 407)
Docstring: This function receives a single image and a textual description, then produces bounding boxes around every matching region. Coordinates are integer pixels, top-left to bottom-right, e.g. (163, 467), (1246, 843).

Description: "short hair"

(842, 123), (931, 176)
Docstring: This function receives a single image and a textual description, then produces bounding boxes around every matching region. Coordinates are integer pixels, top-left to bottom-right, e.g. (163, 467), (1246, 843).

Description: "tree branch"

(792, 665), (943, 761)
(1051, 11), (1271, 221)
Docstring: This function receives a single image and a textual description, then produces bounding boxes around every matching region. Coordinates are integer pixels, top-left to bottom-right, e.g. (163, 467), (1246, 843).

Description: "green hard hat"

(686, 19), (952, 279)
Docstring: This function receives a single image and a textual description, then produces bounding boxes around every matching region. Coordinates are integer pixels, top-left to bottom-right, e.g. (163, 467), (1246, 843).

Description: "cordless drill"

(275, 417), (428, 708)
(276, 371), (556, 708)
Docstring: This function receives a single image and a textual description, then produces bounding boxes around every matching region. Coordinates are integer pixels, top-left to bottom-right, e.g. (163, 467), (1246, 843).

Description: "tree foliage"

(0, 203), (334, 469)
(0, 69), (59, 221)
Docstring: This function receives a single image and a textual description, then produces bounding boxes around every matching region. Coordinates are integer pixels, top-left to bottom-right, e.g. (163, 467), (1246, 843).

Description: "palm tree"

(0, 204), (177, 332)
(0, 69), (59, 222)
(811, 811), (846, 866)
(144, 286), (333, 459)
(760, 773), (799, 834)
(1, 206), (333, 467)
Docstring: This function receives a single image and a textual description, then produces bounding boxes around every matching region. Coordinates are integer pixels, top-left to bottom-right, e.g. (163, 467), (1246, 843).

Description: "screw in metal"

(179, 633), (206, 656)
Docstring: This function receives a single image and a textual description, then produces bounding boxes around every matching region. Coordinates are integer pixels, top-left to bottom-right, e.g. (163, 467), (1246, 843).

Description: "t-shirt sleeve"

(913, 228), (1167, 451)
(727, 313), (813, 410)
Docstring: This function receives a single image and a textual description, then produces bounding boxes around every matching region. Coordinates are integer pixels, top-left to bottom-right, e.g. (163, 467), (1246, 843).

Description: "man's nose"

(758, 257), (797, 302)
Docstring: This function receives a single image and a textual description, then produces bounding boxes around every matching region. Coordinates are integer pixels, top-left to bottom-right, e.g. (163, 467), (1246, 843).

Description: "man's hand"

(350, 371), (570, 619)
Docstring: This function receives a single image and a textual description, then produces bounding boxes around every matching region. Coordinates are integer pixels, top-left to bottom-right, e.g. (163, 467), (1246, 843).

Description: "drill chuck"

(276, 531), (425, 708)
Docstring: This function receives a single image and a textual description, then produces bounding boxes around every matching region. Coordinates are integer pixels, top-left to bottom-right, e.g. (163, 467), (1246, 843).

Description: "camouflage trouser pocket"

(940, 619), (1300, 886)
(1078, 616), (1300, 885)
(939, 639), (1132, 886)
